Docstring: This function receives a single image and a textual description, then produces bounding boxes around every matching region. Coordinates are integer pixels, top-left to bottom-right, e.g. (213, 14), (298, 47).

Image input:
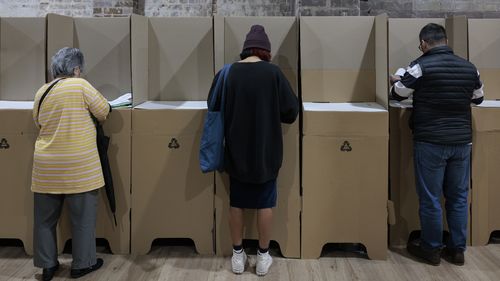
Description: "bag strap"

(37, 78), (66, 123)
(219, 64), (231, 113)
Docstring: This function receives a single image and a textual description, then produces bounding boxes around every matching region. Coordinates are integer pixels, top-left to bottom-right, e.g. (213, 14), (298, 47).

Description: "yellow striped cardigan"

(32, 78), (110, 194)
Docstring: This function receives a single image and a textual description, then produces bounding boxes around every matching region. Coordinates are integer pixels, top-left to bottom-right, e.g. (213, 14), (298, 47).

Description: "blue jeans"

(413, 141), (471, 251)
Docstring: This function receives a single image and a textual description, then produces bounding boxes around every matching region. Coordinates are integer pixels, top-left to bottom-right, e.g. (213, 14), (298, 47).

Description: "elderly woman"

(210, 25), (299, 276)
(32, 47), (110, 281)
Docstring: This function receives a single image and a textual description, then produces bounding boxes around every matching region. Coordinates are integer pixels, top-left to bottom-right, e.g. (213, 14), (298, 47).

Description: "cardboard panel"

(471, 130), (500, 246)
(388, 105), (418, 246)
(388, 19), (445, 247)
(214, 15), (225, 73)
(472, 106), (500, 132)
(223, 17), (298, 93)
(214, 123), (300, 258)
(375, 14), (388, 109)
(148, 17), (213, 101)
(468, 19), (500, 100)
(58, 109), (132, 254)
(388, 18), (473, 246)
(469, 20), (500, 245)
(302, 125), (388, 260)
(471, 107), (500, 245)
(302, 108), (387, 137)
(301, 106), (388, 260)
(388, 18), (445, 74)
(74, 18), (131, 101)
(300, 17), (375, 102)
(131, 15), (148, 107)
(131, 108), (214, 255)
(46, 14), (74, 81)
(0, 18), (45, 101)
(0, 109), (38, 254)
(445, 16), (468, 60)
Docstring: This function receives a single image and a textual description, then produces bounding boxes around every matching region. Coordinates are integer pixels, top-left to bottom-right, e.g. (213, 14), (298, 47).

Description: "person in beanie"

(390, 23), (483, 266)
(208, 25), (298, 275)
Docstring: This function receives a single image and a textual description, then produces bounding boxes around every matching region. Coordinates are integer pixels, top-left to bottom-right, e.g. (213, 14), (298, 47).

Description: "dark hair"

(419, 23), (447, 45)
(239, 48), (271, 62)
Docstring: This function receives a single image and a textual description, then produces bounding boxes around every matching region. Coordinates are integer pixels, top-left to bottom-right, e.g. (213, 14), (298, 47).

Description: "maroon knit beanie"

(242, 25), (271, 52)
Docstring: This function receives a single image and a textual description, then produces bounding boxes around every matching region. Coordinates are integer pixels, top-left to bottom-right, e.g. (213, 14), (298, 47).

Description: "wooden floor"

(1, 244), (500, 281)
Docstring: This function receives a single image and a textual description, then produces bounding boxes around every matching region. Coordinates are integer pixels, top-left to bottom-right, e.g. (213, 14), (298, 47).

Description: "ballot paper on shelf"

(389, 99), (413, 108)
(109, 93), (132, 108)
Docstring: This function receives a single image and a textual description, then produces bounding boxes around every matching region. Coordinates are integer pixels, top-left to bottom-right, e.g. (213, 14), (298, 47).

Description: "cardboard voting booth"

(46, 14), (132, 254)
(130, 16), (214, 255)
(212, 16), (300, 258)
(468, 19), (500, 246)
(0, 17), (46, 255)
(389, 17), (471, 247)
(300, 15), (389, 260)
(388, 18), (444, 247)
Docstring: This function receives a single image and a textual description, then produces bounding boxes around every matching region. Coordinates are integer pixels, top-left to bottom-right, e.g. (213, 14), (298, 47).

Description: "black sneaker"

(443, 247), (465, 266)
(70, 258), (104, 279)
(407, 240), (441, 266)
(42, 262), (59, 281)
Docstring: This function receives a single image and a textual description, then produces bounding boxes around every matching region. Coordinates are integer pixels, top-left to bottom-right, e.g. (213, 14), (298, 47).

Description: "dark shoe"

(70, 258), (104, 279)
(443, 247), (465, 266)
(407, 240), (441, 266)
(42, 262), (59, 281)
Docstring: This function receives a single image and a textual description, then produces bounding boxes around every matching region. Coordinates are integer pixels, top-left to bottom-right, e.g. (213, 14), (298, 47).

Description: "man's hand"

(389, 75), (402, 85)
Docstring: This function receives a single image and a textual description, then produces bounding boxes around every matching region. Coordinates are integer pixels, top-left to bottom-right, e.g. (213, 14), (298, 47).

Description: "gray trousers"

(33, 190), (98, 269)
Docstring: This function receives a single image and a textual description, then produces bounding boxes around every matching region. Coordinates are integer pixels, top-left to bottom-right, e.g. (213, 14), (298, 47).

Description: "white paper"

(389, 99), (413, 108)
(0, 101), (34, 109)
(394, 67), (406, 77)
(134, 101), (207, 110)
(109, 93), (132, 108)
(303, 102), (387, 112)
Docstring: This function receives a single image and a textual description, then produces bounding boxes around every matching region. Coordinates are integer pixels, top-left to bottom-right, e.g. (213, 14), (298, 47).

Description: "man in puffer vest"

(390, 23), (484, 266)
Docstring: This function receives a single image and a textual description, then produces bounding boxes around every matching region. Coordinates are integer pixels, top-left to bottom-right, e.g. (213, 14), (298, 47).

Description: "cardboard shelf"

(134, 101), (207, 110)
(0, 101), (34, 109)
(303, 102), (386, 112)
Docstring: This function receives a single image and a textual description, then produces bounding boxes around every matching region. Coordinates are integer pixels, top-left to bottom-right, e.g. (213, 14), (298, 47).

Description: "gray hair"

(51, 47), (85, 78)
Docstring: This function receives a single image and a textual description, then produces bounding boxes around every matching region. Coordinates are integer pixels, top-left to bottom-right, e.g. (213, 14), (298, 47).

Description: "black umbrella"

(92, 115), (117, 226)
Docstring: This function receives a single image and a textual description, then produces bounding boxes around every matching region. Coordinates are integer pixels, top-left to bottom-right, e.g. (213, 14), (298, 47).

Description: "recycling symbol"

(168, 138), (180, 149)
(340, 141), (352, 152)
(0, 138), (9, 149)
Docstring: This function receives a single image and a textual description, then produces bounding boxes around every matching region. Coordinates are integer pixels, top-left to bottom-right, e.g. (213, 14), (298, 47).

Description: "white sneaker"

(231, 249), (247, 274)
(256, 251), (273, 276)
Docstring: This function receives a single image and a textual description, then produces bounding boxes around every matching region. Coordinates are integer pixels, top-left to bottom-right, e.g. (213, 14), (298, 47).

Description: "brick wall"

(301, 0), (359, 16)
(143, 0), (212, 17)
(0, 0), (500, 17)
(361, 0), (500, 18)
(0, 0), (133, 17)
(93, 0), (134, 17)
(216, 0), (296, 16)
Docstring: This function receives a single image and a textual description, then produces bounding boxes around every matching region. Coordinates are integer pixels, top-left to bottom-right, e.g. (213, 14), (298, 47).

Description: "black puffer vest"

(412, 46), (479, 144)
